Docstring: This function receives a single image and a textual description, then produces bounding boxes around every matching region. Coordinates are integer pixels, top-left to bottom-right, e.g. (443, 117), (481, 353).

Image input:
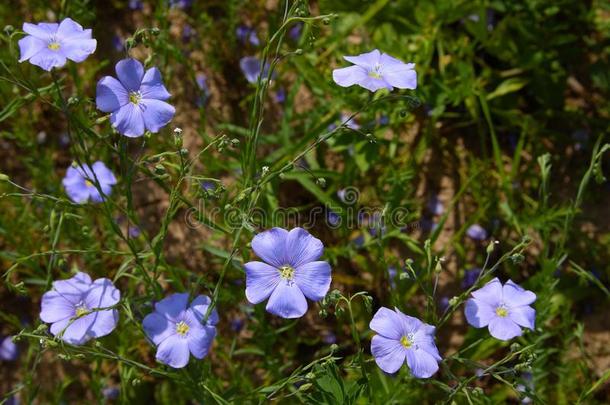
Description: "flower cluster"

(20, 16), (538, 380)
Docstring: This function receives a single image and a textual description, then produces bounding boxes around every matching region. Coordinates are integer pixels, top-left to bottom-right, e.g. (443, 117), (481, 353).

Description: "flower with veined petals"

(18, 18), (97, 71)
(40, 272), (120, 345)
(142, 293), (218, 369)
(62, 161), (117, 204)
(370, 307), (441, 378)
(333, 49), (416, 92)
(96, 58), (175, 137)
(244, 227), (332, 319)
(465, 278), (536, 340)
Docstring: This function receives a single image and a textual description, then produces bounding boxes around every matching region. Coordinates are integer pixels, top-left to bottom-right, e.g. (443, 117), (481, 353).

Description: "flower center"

(129, 91), (142, 105)
(279, 265), (295, 280)
(495, 305), (508, 317)
(175, 321), (190, 336)
(85, 179), (94, 187)
(368, 63), (382, 79)
(400, 334), (414, 348)
(75, 305), (89, 317)
(48, 41), (61, 51)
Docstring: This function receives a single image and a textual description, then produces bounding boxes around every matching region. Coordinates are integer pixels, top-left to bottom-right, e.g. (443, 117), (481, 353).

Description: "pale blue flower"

(244, 228), (332, 318)
(465, 278), (536, 340)
(0, 336), (18, 361)
(40, 272), (120, 345)
(466, 224), (488, 240)
(370, 307), (441, 378)
(333, 49), (416, 92)
(62, 161), (117, 204)
(239, 56), (270, 84)
(96, 58), (175, 137)
(143, 293), (218, 368)
(18, 18), (96, 71)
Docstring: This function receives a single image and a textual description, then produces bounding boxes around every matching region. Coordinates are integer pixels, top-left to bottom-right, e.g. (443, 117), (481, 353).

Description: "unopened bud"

(154, 164), (165, 175)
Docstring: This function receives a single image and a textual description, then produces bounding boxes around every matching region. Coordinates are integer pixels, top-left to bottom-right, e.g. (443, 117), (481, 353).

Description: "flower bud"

(486, 240), (498, 254)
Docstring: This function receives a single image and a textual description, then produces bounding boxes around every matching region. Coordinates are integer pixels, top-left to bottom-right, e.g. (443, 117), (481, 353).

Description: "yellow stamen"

(75, 307), (89, 317)
(495, 307), (508, 317)
(85, 180), (94, 187)
(400, 335), (412, 348)
(129, 91), (142, 105)
(48, 42), (60, 51)
(368, 63), (382, 79)
(176, 321), (190, 336)
(279, 265), (295, 280)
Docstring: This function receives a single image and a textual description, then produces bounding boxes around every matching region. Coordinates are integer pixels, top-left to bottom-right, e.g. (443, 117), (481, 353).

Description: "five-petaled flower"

(333, 49), (417, 92)
(40, 272), (120, 345)
(18, 18), (97, 71)
(62, 161), (117, 204)
(244, 227), (332, 319)
(96, 58), (176, 137)
(370, 307), (442, 378)
(143, 293), (218, 369)
(465, 278), (536, 341)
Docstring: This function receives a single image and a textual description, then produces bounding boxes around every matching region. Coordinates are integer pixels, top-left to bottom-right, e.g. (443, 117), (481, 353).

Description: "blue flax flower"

(239, 56), (270, 84)
(40, 272), (120, 345)
(128, 0), (143, 10)
(462, 268), (482, 289)
(333, 49), (416, 92)
(18, 18), (97, 71)
(96, 58), (175, 137)
(62, 161), (117, 204)
(370, 307), (441, 378)
(289, 23), (303, 41)
(195, 72), (209, 106)
(466, 224), (488, 240)
(427, 195), (444, 216)
(170, 0), (192, 8)
(236, 25), (260, 46)
(143, 293), (218, 368)
(0, 336), (18, 361)
(465, 278), (536, 340)
(102, 386), (119, 400)
(244, 227), (332, 319)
